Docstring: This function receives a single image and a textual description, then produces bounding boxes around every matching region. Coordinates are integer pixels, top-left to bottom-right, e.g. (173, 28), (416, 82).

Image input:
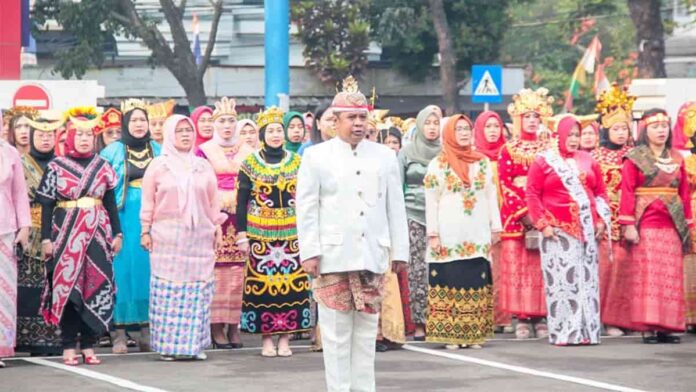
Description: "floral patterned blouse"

(423, 153), (502, 263)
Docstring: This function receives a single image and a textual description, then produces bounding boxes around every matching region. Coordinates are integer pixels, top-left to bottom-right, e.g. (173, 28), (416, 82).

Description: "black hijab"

(120, 108), (151, 149)
(259, 125), (286, 164)
(29, 128), (55, 171)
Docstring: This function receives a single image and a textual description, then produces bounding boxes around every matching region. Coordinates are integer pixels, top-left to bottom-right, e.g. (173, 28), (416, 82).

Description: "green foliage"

(500, 0), (637, 114)
(292, 0), (371, 86)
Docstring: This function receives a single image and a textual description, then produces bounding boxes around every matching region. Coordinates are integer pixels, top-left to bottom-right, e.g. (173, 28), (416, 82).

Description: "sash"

(540, 151), (612, 259)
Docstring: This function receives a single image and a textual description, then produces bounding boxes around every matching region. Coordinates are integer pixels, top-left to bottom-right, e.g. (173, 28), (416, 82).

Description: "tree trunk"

(428, 0), (458, 115)
(627, 0), (667, 78)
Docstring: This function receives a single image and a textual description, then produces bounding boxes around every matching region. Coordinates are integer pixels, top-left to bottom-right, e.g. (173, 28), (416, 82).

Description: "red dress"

(592, 146), (634, 328)
(619, 146), (692, 332)
(498, 138), (547, 318)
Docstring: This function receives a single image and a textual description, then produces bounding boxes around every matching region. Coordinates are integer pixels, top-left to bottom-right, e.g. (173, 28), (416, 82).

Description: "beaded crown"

(595, 83), (635, 129)
(120, 98), (149, 116)
(146, 99), (176, 120)
(213, 97), (237, 119)
(256, 106), (285, 129)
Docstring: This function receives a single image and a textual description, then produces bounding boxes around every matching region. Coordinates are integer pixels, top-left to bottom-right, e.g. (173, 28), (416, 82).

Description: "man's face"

(335, 110), (368, 146)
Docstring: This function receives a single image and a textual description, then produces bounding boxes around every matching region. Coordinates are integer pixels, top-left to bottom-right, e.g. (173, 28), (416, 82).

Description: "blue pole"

(264, 0), (289, 108)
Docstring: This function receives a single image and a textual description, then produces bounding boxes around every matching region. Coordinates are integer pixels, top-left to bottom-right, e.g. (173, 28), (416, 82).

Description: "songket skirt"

(499, 238), (546, 318)
(598, 240), (633, 329)
(540, 230), (601, 345)
(426, 258), (494, 345)
(241, 238), (311, 334)
(378, 269), (406, 344)
(211, 211), (246, 324)
(628, 227), (685, 332)
(407, 220), (428, 325)
(684, 254), (696, 326)
(113, 187), (151, 326)
(150, 277), (213, 356)
(396, 268), (415, 336)
(0, 234), (17, 357)
(490, 242), (512, 326)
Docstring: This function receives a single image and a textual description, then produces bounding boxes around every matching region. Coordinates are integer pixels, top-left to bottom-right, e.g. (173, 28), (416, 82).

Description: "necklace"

(127, 146), (153, 169)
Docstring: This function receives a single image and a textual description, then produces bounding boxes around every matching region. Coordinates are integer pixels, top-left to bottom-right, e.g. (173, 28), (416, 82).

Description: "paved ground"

(3, 333), (696, 392)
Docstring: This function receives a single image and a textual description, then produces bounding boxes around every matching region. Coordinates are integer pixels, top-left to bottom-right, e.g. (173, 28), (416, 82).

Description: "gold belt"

(57, 197), (102, 209)
(635, 187), (677, 196)
(129, 179), (143, 188)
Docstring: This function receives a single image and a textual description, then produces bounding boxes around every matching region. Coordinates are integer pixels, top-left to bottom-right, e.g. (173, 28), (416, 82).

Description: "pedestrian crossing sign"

(471, 65), (503, 104)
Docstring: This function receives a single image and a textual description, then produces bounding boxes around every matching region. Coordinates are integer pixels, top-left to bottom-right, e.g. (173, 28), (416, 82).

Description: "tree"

(32, 0), (223, 106)
(292, 0), (371, 86)
(627, 0), (667, 78)
(428, 0), (457, 114)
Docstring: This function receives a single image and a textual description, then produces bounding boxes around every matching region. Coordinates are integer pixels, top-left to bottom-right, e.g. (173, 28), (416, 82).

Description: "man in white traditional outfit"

(296, 76), (409, 392)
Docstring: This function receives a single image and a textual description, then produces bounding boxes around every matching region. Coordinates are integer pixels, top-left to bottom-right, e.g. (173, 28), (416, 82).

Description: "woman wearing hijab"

(423, 115), (500, 349)
(580, 122), (600, 152)
(54, 126), (67, 157)
(191, 106), (214, 148)
(236, 107), (310, 357)
(0, 115), (31, 368)
(236, 119), (260, 150)
(37, 108), (122, 365)
(16, 117), (62, 356)
(398, 105), (442, 340)
(283, 111), (306, 153)
(473, 111), (509, 333)
(100, 99), (161, 354)
(140, 115), (224, 361)
(526, 115), (610, 346)
(620, 109), (692, 344)
(298, 102), (336, 156)
(498, 88), (554, 340)
(196, 97), (254, 349)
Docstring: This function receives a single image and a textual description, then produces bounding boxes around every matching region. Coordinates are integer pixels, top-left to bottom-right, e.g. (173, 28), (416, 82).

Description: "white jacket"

(296, 137), (410, 274)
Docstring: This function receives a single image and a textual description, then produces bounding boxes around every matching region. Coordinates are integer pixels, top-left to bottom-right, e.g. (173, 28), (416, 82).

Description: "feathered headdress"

(65, 106), (102, 130)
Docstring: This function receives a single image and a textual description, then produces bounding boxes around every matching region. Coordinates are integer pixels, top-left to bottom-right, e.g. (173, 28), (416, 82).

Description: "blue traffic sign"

(471, 65), (503, 104)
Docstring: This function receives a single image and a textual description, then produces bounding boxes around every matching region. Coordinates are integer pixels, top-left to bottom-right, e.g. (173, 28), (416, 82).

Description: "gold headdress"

(507, 88), (554, 134)
(120, 98), (149, 116)
(400, 118), (416, 134)
(595, 83), (635, 129)
(256, 106), (285, 129)
(65, 106), (102, 130)
(4, 106), (39, 125)
(146, 99), (176, 120)
(368, 109), (389, 129)
(381, 116), (404, 132)
(213, 97), (237, 120)
(677, 102), (696, 148)
(26, 110), (66, 132)
(331, 75), (369, 112)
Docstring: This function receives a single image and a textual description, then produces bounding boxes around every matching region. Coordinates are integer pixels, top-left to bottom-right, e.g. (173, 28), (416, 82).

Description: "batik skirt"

(499, 238), (546, 318)
(540, 230), (601, 345)
(241, 238), (311, 334)
(628, 227), (685, 332)
(598, 240), (633, 329)
(407, 220), (428, 325)
(113, 187), (151, 326)
(490, 242), (511, 326)
(0, 233), (17, 357)
(150, 277), (213, 356)
(426, 258), (494, 345)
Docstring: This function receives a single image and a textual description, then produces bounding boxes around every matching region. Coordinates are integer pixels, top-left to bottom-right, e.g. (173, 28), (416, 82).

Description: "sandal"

(657, 332), (681, 344)
(111, 330), (128, 354)
(261, 346), (277, 358)
(515, 322), (532, 339)
(63, 356), (79, 366)
(642, 332), (659, 344)
(0, 360), (5, 368)
(82, 353), (101, 365)
(445, 344), (460, 350)
(605, 326), (624, 337)
(277, 347), (293, 357)
(534, 322), (549, 339)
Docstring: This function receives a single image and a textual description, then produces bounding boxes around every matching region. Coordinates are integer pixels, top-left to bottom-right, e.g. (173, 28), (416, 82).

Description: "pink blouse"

(0, 143), (31, 236)
(140, 157), (225, 228)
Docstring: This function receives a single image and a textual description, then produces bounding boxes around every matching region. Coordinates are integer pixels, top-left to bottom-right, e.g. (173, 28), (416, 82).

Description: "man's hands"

(302, 257), (320, 278)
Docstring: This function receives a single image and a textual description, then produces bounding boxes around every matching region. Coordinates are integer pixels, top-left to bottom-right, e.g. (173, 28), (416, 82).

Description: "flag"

(594, 64), (610, 98)
(192, 12), (202, 66)
(565, 36), (602, 111)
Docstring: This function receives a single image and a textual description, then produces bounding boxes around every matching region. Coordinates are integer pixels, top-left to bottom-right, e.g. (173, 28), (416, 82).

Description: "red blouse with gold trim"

(591, 145), (631, 241)
(498, 139), (548, 238)
(526, 151), (607, 241)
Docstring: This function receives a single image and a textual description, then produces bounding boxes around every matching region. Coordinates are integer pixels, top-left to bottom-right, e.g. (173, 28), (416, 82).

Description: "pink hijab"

(0, 114), (10, 183)
(191, 106), (214, 148)
(161, 114), (203, 228)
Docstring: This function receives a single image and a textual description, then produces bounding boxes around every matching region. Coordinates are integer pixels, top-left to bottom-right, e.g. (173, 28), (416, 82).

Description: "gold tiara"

(146, 99), (176, 119)
(256, 106), (285, 129)
(213, 97), (237, 119)
(121, 98), (149, 115)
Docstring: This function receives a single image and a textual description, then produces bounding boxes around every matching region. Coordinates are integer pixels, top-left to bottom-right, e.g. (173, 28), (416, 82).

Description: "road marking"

(403, 344), (649, 392)
(22, 357), (171, 392)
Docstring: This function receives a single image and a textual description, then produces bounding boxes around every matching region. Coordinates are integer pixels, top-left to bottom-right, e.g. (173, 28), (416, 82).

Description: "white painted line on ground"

(403, 344), (650, 392)
(21, 357), (171, 392)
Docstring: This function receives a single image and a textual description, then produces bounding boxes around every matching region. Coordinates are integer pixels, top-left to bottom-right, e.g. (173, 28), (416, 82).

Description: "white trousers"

(318, 304), (379, 392)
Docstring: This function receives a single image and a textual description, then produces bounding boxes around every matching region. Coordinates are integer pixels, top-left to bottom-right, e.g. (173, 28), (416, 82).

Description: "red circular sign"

(13, 84), (51, 109)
